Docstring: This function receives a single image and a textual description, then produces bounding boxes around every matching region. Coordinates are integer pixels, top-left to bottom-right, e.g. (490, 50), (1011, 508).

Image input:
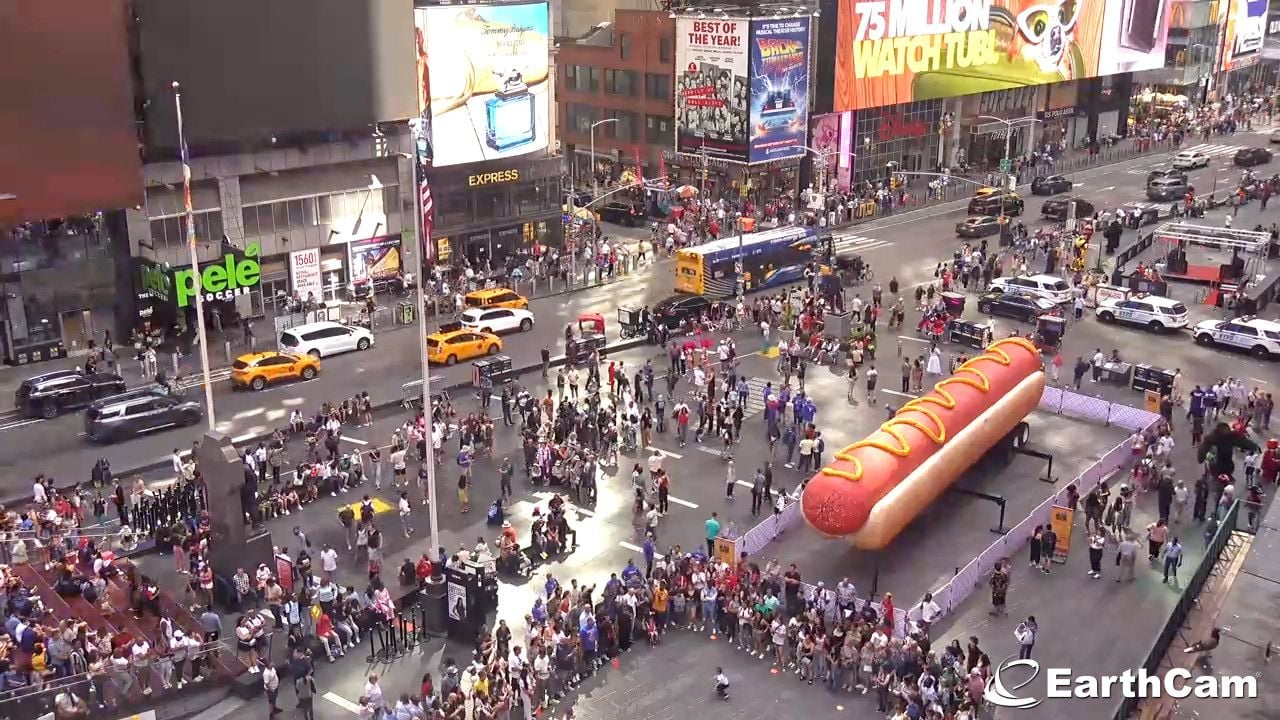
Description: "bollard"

(223, 340), (232, 364)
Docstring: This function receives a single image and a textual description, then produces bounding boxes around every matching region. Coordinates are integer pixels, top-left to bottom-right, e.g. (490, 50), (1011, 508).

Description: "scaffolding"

(1150, 222), (1271, 288)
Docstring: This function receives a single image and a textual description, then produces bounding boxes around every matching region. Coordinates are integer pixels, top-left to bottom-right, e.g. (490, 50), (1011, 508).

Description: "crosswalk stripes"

(828, 232), (893, 256)
(737, 376), (771, 418)
(1180, 142), (1245, 158)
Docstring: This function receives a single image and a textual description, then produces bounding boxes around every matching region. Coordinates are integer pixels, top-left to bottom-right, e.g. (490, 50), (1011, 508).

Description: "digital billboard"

(833, 0), (1173, 112)
(416, 2), (551, 167)
(1221, 0), (1268, 72)
(0, 0), (143, 223)
(748, 18), (812, 164)
(675, 17), (751, 162)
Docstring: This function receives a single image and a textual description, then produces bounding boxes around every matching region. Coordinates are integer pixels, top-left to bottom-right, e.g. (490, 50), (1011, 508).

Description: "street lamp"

(586, 118), (618, 282)
(800, 145), (838, 195)
(392, 149), (441, 555)
(976, 115), (1041, 225)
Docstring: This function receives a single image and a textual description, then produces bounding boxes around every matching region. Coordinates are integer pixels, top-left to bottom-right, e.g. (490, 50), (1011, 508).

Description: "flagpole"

(411, 153), (440, 556)
(173, 82), (217, 431)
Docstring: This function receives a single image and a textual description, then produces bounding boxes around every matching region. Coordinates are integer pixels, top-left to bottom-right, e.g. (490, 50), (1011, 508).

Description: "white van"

(278, 321), (374, 358)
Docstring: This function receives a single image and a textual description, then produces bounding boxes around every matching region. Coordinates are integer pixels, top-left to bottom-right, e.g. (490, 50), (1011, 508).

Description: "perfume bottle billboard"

(416, 2), (550, 167)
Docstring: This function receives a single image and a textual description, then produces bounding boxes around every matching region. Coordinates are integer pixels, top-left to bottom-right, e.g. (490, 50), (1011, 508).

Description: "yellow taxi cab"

(972, 186), (1000, 198)
(464, 288), (529, 310)
(426, 327), (502, 366)
(230, 351), (320, 391)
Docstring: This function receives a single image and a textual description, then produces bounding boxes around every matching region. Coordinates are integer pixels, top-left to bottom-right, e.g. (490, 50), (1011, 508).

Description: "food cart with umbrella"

(673, 185), (699, 200)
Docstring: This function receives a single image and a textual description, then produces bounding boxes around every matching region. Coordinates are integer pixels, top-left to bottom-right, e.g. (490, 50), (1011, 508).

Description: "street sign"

(998, 158), (1011, 173)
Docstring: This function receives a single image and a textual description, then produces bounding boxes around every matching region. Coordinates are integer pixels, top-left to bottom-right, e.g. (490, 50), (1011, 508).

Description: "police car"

(1192, 316), (1280, 359)
(988, 274), (1072, 304)
(1095, 294), (1189, 332)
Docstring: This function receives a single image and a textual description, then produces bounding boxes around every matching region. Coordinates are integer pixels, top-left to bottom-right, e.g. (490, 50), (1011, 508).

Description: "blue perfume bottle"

(486, 71), (536, 152)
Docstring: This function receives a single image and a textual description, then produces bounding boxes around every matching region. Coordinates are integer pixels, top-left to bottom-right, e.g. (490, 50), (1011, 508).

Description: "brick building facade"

(556, 9), (675, 193)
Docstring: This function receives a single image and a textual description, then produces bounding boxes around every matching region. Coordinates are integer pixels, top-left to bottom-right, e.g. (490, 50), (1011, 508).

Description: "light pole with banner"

(588, 118), (619, 280)
(395, 150), (441, 555)
(171, 82), (217, 430)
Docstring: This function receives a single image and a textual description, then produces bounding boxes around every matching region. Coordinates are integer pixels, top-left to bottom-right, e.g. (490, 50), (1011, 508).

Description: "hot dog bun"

(801, 338), (1044, 545)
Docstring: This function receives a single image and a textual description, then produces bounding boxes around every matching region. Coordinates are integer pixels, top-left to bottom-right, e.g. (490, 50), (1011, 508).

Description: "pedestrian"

(398, 492), (414, 537)
(1115, 530), (1138, 583)
(1029, 525), (1042, 567)
(294, 672), (316, 720)
(1145, 518), (1169, 561)
(750, 468), (765, 517)
(262, 661), (281, 715)
(988, 558), (1010, 617)
(1162, 536), (1184, 584)
(1039, 524), (1056, 573)
(705, 512), (721, 557)
(1087, 529), (1106, 579)
(724, 459), (736, 501)
(1014, 616), (1037, 659)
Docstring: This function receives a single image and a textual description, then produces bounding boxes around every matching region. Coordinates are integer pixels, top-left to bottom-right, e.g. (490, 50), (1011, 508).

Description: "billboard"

(833, 0), (1172, 112)
(136, 0), (416, 150)
(348, 235), (403, 283)
(1221, 0), (1268, 72)
(0, 0), (143, 224)
(675, 17), (751, 162)
(416, 2), (551, 167)
(289, 248), (323, 304)
(748, 19), (812, 164)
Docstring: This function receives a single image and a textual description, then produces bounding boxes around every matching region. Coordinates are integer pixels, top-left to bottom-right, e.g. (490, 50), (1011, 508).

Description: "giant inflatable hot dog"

(801, 337), (1044, 550)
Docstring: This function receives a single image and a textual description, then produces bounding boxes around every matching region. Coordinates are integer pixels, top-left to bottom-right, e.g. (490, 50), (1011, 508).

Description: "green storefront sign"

(139, 261), (172, 302)
(173, 243), (261, 308)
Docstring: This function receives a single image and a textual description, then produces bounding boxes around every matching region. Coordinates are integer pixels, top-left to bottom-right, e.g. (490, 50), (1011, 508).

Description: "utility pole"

(699, 142), (708, 199)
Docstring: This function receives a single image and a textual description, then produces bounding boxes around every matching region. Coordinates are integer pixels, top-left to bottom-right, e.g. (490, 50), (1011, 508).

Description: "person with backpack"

(338, 505), (356, 551)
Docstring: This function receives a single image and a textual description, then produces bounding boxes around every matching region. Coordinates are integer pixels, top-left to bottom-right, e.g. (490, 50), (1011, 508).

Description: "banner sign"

(833, 0), (1171, 112)
(748, 18), (811, 164)
(675, 17), (750, 162)
(1221, 0), (1268, 71)
(289, 248), (323, 304)
(417, 2), (550, 167)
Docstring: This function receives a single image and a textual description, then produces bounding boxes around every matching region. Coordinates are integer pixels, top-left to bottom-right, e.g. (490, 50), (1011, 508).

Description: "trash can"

(397, 301), (416, 325)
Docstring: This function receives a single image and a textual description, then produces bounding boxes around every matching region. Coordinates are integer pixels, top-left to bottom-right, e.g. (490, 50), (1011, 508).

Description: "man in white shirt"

(32, 479), (47, 506)
(262, 662), (281, 715)
(319, 545), (339, 579)
(363, 674), (385, 715)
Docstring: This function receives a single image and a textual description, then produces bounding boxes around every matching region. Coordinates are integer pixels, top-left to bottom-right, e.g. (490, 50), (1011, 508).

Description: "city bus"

(673, 225), (828, 297)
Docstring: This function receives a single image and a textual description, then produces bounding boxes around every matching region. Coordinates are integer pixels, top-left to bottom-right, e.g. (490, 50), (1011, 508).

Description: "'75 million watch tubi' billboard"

(833, 0), (1172, 112)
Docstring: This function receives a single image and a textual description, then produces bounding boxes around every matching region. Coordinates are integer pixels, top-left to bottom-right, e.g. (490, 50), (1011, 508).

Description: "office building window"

(150, 211), (224, 250)
(645, 115), (673, 144)
(604, 69), (638, 97)
(565, 64), (599, 93)
(606, 110), (637, 141)
(659, 37), (673, 63)
(620, 33), (631, 60)
(568, 103), (597, 134)
(645, 73), (670, 101)
(473, 189), (510, 222)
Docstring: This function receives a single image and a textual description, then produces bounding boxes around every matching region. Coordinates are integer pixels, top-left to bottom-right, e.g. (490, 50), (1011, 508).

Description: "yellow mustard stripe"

(814, 337), (1038, 485)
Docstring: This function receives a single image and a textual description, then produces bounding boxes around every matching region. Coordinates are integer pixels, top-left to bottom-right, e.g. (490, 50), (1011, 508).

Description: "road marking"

(322, 692), (362, 714)
(735, 480), (755, 490)
(1249, 377), (1270, 385)
(898, 335), (929, 344)
(668, 495), (699, 509)
(618, 541), (665, 559)
(645, 446), (683, 459)
(340, 436), (369, 445)
(880, 389), (917, 399)
(1100, 186), (1116, 192)
(0, 418), (45, 432)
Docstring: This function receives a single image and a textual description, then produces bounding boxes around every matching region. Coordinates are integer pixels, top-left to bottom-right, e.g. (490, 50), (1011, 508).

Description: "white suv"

(279, 321), (374, 358)
(1192, 316), (1280, 359)
(1095, 294), (1189, 331)
(1171, 150), (1211, 169)
(989, 274), (1072, 304)
(461, 307), (535, 334)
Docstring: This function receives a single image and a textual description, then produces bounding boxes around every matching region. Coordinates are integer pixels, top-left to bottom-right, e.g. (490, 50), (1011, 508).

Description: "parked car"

(653, 294), (712, 330)
(988, 274), (1072, 304)
(84, 393), (203, 444)
(976, 292), (1059, 323)
(597, 201), (646, 227)
(463, 288), (529, 310)
(1232, 147), (1273, 167)
(955, 215), (1002, 238)
(1269, 128), (1280, 144)
(1040, 196), (1095, 221)
(1095, 295), (1189, 331)
(1146, 168), (1187, 184)
(16, 370), (127, 419)
(1029, 175), (1072, 195)
(278, 321), (374, 359)
(967, 191), (1023, 216)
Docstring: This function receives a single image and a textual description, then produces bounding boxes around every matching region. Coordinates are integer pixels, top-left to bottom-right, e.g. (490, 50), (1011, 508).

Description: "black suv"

(1040, 196), (1095, 221)
(653, 294), (711, 329)
(598, 202), (646, 227)
(84, 392), (202, 444)
(16, 370), (127, 419)
(1233, 147), (1273, 167)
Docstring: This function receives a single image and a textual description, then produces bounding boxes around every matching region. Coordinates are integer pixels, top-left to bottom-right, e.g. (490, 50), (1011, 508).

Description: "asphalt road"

(5, 129), (1280, 499)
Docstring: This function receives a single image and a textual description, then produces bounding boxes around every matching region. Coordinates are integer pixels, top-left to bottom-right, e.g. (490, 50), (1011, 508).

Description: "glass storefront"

(851, 101), (944, 180)
(0, 214), (126, 364)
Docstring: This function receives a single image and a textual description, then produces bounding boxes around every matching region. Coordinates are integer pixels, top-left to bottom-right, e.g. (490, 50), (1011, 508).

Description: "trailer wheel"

(1009, 421), (1031, 449)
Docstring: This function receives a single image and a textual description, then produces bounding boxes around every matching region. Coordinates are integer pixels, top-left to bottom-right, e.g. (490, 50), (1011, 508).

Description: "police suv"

(1192, 316), (1280, 359)
(1095, 294), (1189, 332)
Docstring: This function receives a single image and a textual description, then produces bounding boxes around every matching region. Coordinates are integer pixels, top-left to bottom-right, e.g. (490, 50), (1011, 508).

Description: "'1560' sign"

(175, 243), (261, 308)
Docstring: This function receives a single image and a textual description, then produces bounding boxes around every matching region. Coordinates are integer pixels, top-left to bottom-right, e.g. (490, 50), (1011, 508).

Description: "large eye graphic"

(1018, 8), (1052, 43)
(1058, 0), (1080, 31)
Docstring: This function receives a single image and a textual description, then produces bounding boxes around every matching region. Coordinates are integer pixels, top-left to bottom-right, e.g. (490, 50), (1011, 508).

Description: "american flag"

(419, 169), (436, 263)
